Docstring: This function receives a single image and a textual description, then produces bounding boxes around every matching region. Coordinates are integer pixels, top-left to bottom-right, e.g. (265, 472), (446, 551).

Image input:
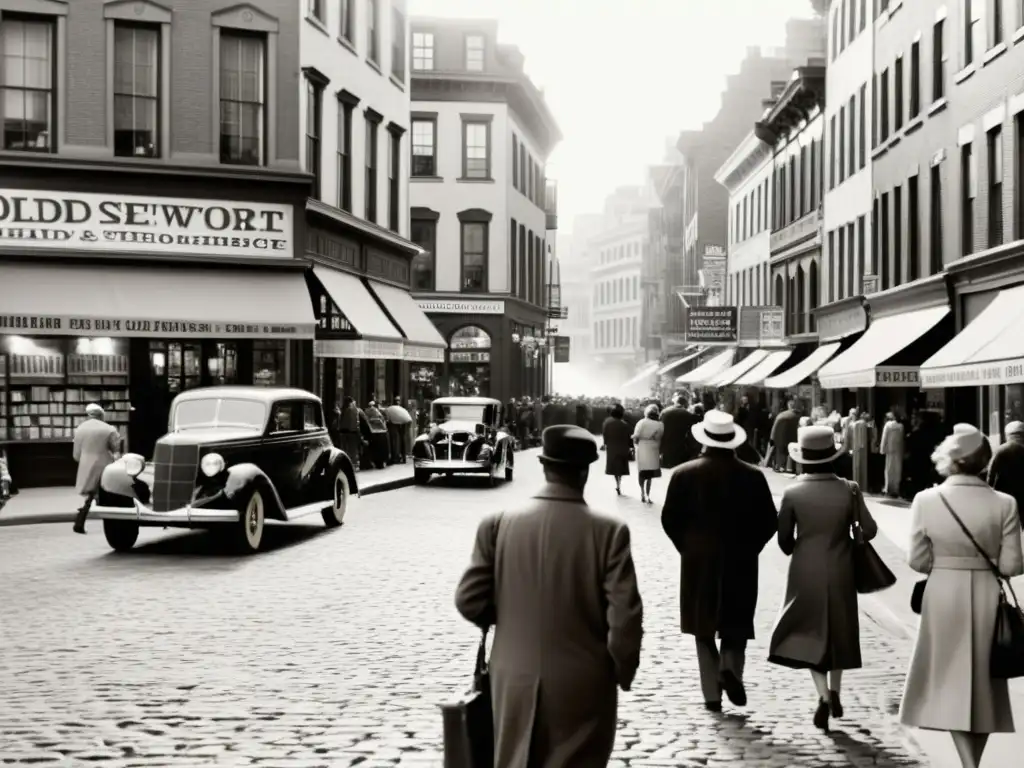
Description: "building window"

(837, 227), (846, 300)
(307, 0), (324, 22)
(510, 219), (518, 296)
(337, 94), (356, 212)
(894, 56), (903, 132)
(965, 0), (983, 66)
(411, 117), (436, 177)
(219, 31), (265, 165)
(908, 175), (920, 281)
(930, 163), (943, 274)
(113, 24), (159, 158)
(860, 0), (867, 32)
(465, 34), (485, 71)
(410, 217), (436, 291)
(304, 73), (326, 200)
(993, 0), (1004, 46)
(989, 126), (1004, 247)
(857, 215), (866, 293)
(961, 141), (975, 256)
(462, 119), (490, 179)
(412, 32), (433, 71)
(847, 95), (856, 178)
(391, 8), (406, 81)
(839, 105), (846, 184)
(518, 223), (527, 299)
(1, 17), (55, 152)
(387, 125), (402, 232)
(894, 185), (903, 286)
(858, 84), (867, 169)
(829, 115), (836, 189)
(1017, 115), (1024, 238)
(933, 19), (946, 101)
(879, 68), (890, 142)
(871, 197), (880, 275)
(831, 9), (839, 61)
(367, 0), (380, 65)
(910, 40), (921, 119)
(365, 110), (381, 222)
(512, 134), (519, 189)
(461, 219), (489, 292)
(339, 0), (354, 44)
(881, 192), (891, 289)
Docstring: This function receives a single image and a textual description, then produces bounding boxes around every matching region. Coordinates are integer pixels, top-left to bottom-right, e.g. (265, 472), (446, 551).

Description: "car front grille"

(151, 442), (200, 512)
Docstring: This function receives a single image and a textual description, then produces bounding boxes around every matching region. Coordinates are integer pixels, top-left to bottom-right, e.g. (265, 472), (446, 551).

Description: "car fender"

(223, 463), (287, 519)
(326, 448), (359, 497)
(99, 461), (135, 498)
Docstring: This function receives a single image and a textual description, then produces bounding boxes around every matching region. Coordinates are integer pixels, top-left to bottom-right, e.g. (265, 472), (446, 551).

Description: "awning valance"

(707, 350), (770, 387)
(313, 267), (403, 344)
(656, 347), (703, 375)
(620, 361), (661, 390)
(817, 306), (949, 389)
(368, 280), (446, 363)
(734, 349), (793, 386)
(676, 348), (736, 384)
(764, 343), (841, 389)
(0, 262), (315, 339)
(921, 285), (1024, 387)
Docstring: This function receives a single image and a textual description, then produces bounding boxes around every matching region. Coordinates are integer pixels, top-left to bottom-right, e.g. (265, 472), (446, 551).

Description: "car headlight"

(200, 453), (226, 477)
(123, 453), (146, 479)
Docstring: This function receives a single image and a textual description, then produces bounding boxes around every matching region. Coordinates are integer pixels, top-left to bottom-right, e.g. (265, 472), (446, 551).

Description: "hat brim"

(691, 422), (747, 450)
(538, 453), (597, 467)
(788, 442), (847, 465)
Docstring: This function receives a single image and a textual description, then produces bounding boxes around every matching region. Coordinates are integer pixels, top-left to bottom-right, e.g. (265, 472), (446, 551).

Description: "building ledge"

(864, 274), (950, 318)
(306, 198), (424, 259)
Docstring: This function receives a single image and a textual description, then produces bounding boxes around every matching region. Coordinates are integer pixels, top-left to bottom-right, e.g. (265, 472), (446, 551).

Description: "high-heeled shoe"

(640, 493), (647, 503)
(829, 690), (843, 718)
(615, 486), (622, 496)
(813, 697), (830, 732)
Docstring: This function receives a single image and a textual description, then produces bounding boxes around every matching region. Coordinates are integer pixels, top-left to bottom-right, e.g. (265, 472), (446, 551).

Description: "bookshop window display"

(449, 326), (492, 397)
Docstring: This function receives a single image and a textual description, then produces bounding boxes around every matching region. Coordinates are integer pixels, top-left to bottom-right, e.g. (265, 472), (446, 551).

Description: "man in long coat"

(989, 420), (1024, 528)
(455, 425), (644, 767)
(660, 394), (698, 468)
(72, 403), (121, 534)
(661, 410), (778, 711)
(879, 411), (905, 497)
(768, 400), (800, 472)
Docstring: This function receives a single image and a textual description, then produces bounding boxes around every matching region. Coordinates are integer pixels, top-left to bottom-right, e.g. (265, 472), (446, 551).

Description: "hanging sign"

(553, 336), (571, 363)
(685, 306), (738, 343)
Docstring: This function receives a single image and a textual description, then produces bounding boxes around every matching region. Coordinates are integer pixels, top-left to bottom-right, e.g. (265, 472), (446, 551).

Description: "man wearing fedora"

(988, 420), (1024, 528)
(72, 403), (121, 534)
(455, 425), (644, 766)
(661, 410), (778, 712)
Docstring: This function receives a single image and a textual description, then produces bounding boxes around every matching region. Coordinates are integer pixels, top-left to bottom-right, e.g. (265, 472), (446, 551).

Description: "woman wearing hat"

(632, 404), (664, 504)
(768, 426), (879, 733)
(899, 424), (1024, 768)
(602, 402), (632, 496)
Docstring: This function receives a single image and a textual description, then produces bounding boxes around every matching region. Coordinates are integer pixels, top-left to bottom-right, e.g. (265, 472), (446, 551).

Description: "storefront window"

(253, 340), (286, 387)
(207, 343), (238, 386)
(449, 325), (491, 397)
(1005, 385), (1024, 423)
(411, 364), (441, 404)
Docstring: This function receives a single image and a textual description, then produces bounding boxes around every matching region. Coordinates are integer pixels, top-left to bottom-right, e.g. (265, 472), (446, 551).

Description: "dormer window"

(465, 34), (484, 71)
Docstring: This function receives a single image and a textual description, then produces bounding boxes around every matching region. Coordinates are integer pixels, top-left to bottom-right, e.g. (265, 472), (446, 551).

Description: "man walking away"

(337, 397), (362, 469)
(988, 420), (1024, 528)
(768, 400), (800, 472)
(660, 394), (698, 469)
(880, 411), (905, 497)
(661, 410), (778, 712)
(455, 425), (644, 767)
(385, 397), (412, 464)
(72, 404), (121, 534)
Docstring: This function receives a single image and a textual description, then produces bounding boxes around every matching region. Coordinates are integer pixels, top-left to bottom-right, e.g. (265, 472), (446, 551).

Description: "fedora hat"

(788, 426), (845, 465)
(691, 410), (747, 450)
(538, 425), (599, 467)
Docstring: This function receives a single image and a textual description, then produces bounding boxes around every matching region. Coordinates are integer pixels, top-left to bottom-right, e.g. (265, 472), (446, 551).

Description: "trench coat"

(632, 417), (664, 474)
(454, 484), (644, 768)
(880, 419), (905, 496)
(768, 474), (877, 671)
(659, 405), (699, 468)
(988, 437), (1024, 528)
(602, 417), (632, 476)
(770, 409), (800, 470)
(661, 450), (778, 639)
(73, 418), (120, 495)
(899, 476), (1024, 733)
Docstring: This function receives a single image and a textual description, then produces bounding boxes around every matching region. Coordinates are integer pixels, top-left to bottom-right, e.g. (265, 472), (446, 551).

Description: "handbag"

(910, 579), (927, 614)
(440, 628), (494, 768)
(937, 492), (1024, 679)
(848, 480), (897, 594)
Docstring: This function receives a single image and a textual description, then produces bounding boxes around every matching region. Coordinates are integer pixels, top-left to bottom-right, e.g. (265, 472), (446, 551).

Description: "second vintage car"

(90, 387), (358, 554)
(412, 396), (514, 486)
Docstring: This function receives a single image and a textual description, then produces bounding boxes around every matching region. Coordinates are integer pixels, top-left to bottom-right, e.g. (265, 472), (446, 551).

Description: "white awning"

(619, 361), (661, 390)
(817, 306), (949, 389)
(921, 285), (1024, 387)
(368, 280), (446, 363)
(656, 346), (703, 375)
(734, 349), (794, 386)
(764, 343), (841, 389)
(0, 262), (316, 339)
(676, 348), (736, 384)
(313, 267), (403, 343)
(706, 349), (770, 387)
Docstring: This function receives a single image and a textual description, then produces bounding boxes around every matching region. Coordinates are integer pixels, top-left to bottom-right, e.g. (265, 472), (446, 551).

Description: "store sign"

(450, 351), (490, 363)
(862, 274), (880, 295)
(701, 254), (727, 305)
(0, 189), (293, 258)
(875, 367), (920, 387)
(817, 304), (867, 341)
(820, 367), (921, 389)
(818, 370), (876, 390)
(738, 306), (784, 346)
(685, 306), (738, 343)
(0, 313), (313, 338)
(553, 336), (571, 363)
(702, 244), (726, 258)
(417, 299), (505, 314)
(403, 344), (445, 363)
(921, 359), (1024, 388)
(315, 339), (404, 360)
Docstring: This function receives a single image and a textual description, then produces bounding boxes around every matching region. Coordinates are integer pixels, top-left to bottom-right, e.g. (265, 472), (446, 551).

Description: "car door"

(299, 401), (331, 502)
(264, 400), (305, 508)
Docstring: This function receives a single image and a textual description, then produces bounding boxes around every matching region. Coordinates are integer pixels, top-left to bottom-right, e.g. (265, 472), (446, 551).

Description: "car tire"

(103, 520), (139, 552)
(322, 469), (350, 528)
(414, 469), (430, 485)
(232, 487), (265, 554)
(505, 450), (514, 482)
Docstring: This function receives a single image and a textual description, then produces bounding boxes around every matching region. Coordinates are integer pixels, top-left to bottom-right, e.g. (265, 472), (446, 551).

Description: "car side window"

(302, 403), (323, 431)
(269, 402), (298, 434)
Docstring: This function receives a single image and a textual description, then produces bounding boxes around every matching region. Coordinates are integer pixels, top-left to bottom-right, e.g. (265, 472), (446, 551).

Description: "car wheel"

(414, 469), (430, 485)
(505, 450), (515, 482)
(233, 488), (265, 554)
(103, 520), (139, 552)
(322, 470), (350, 528)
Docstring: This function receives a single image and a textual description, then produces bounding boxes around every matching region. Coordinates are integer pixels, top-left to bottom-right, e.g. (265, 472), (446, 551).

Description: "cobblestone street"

(0, 453), (932, 766)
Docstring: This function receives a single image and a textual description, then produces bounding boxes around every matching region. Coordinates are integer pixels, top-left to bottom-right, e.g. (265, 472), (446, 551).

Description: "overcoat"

(659, 405), (699, 468)
(454, 484), (644, 768)
(770, 409), (799, 469)
(661, 450), (778, 639)
(988, 438), (1024, 528)
(899, 476), (1024, 733)
(632, 417), (663, 474)
(73, 418), (120, 495)
(602, 416), (632, 476)
(768, 474), (877, 671)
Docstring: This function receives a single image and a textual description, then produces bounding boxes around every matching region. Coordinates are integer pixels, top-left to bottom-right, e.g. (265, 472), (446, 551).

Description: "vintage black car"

(91, 387), (358, 554)
(412, 396), (514, 486)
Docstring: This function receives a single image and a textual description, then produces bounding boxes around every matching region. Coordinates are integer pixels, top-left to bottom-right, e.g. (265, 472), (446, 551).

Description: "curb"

(359, 476), (416, 497)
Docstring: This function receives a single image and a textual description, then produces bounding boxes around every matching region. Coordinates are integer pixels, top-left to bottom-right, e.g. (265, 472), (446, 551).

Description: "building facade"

(0, 0), (314, 486)
(407, 17), (561, 403)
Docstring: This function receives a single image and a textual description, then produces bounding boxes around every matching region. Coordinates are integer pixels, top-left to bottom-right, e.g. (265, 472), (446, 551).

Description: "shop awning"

(656, 346), (703, 375)
(620, 361), (662, 390)
(313, 266), (403, 345)
(764, 343), (841, 389)
(368, 280), (447, 363)
(706, 349), (770, 387)
(676, 348), (736, 384)
(817, 306), (949, 389)
(921, 285), (1024, 387)
(733, 349), (794, 387)
(0, 262), (316, 339)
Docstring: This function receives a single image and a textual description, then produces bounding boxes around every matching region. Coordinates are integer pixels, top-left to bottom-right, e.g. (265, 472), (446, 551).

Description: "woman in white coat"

(632, 404), (664, 505)
(899, 424), (1024, 768)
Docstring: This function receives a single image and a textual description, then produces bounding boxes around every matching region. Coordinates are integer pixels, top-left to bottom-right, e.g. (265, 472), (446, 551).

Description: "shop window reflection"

(254, 340), (286, 387)
(208, 343), (238, 386)
(449, 325), (491, 397)
(1005, 385), (1024, 427)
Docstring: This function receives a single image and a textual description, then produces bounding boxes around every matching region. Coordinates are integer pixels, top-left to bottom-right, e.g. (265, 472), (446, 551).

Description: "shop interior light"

(7, 336), (35, 355)
(75, 338), (91, 354)
(92, 338), (114, 355)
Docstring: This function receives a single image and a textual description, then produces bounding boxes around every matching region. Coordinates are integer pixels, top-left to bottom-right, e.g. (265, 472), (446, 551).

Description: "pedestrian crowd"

(452, 397), (1024, 768)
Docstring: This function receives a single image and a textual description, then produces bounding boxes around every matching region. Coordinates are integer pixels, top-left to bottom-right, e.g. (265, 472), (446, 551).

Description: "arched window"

(795, 265), (805, 334)
(808, 261), (820, 333)
(450, 325), (491, 349)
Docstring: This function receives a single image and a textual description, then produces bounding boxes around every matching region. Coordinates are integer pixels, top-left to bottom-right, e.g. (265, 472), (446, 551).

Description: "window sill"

(903, 114), (924, 136)
(457, 177), (494, 183)
(983, 42), (1008, 67)
(305, 15), (329, 37)
(338, 35), (357, 56)
(890, 0), (903, 14)
(1014, 26), (1024, 45)
(889, 133), (903, 148)
(872, 142), (889, 161)
(411, 175), (444, 182)
(389, 73), (406, 92)
(954, 63), (977, 84)
(928, 97), (948, 116)
(366, 57), (382, 76)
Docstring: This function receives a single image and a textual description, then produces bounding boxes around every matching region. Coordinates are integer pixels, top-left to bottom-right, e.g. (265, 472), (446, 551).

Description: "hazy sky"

(408, 0), (814, 233)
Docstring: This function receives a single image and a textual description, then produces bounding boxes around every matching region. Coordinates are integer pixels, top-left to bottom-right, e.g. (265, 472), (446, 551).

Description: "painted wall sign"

(817, 304), (867, 341)
(403, 344), (446, 363)
(738, 306), (785, 346)
(314, 339), (404, 360)
(685, 306), (738, 343)
(0, 189), (293, 258)
(702, 244), (726, 258)
(417, 299), (506, 315)
(0, 314), (312, 338)
(553, 336), (571, 363)
(921, 359), (1024, 388)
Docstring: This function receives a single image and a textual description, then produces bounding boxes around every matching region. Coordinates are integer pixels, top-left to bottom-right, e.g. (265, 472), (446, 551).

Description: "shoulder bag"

(848, 480), (897, 594)
(937, 491), (1024, 680)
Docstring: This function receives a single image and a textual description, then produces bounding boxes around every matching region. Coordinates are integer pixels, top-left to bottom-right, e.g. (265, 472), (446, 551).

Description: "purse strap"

(845, 479), (864, 532)
(474, 627), (489, 677)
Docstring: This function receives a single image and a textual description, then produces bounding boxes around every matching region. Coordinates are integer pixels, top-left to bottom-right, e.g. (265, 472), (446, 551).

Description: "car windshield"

(433, 403), (487, 424)
(173, 398), (267, 431)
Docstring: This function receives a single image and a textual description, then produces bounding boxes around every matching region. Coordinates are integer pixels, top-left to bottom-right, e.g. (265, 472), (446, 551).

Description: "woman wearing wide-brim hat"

(768, 426), (879, 733)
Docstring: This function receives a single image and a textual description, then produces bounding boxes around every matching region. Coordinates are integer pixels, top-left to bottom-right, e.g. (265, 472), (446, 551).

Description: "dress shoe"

(720, 670), (747, 707)
(73, 524), (86, 535)
(813, 697), (830, 732)
(829, 690), (843, 718)
(704, 700), (722, 713)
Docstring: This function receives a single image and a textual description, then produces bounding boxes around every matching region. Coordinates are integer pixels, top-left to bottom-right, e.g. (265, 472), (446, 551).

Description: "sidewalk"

(0, 462), (414, 528)
(763, 469), (1024, 768)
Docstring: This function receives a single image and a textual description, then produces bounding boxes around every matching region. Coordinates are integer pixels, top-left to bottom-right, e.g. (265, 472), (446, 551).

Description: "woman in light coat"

(899, 424), (1024, 768)
(632, 404), (664, 504)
